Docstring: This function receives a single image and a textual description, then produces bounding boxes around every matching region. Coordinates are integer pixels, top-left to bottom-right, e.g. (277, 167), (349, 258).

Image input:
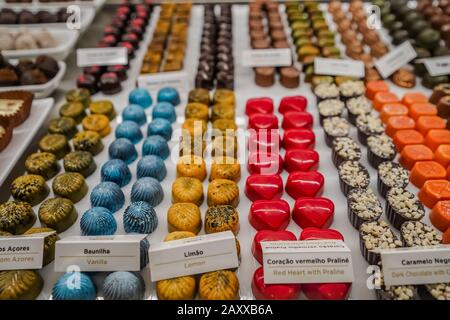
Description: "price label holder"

(137, 70), (188, 94)
(380, 245), (450, 286)
(148, 231), (239, 282)
(261, 240), (354, 284)
(423, 55), (450, 77)
(0, 231), (55, 270)
(242, 49), (292, 67)
(77, 47), (128, 67)
(54, 234), (146, 272)
(314, 57), (365, 78)
(374, 41), (417, 79)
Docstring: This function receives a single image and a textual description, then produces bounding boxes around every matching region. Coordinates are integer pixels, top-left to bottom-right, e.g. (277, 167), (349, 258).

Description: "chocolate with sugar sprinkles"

(338, 161), (370, 196)
(377, 162), (409, 199)
(323, 116), (350, 147)
(400, 221), (442, 247)
(317, 99), (345, 124)
(348, 188), (383, 229)
(359, 220), (403, 265)
(356, 114), (385, 146)
(345, 96), (372, 124)
(332, 137), (362, 167)
(367, 134), (396, 169)
(386, 188), (425, 230)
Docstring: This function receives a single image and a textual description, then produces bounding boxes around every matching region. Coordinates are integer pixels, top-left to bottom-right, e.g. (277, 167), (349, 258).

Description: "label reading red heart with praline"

(245, 174), (284, 201)
(285, 171), (325, 199)
(248, 113), (279, 130)
(247, 152), (284, 175)
(252, 230), (297, 265)
(282, 111), (313, 130)
(279, 96), (308, 114)
(283, 129), (315, 150)
(284, 149), (319, 172)
(252, 266), (301, 300)
(249, 199), (291, 231)
(261, 240), (354, 284)
(246, 97), (274, 116)
(292, 197), (335, 229)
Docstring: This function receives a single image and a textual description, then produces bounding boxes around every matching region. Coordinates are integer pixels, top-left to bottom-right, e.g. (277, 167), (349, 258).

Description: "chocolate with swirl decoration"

(10, 174), (49, 206)
(123, 201), (158, 234)
(101, 159), (131, 187)
(90, 182), (125, 213)
(38, 198), (78, 233)
(0, 270), (43, 300)
(131, 177), (164, 207)
(52, 272), (96, 300)
(80, 207), (117, 236)
(109, 138), (138, 164)
(38, 134), (71, 159)
(52, 172), (88, 203)
(0, 201), (36, 235)
(102, 271), (145, 300)
(137, 155), (167, 181)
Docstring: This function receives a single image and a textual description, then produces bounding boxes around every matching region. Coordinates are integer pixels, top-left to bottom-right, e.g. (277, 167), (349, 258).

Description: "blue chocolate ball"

(123, 201), (158, 234)
(142, 135), (170, 159)
(115, 121), (143, 144)
(101, 159), (131, 187)
(122, 104), (147, 126)
(90, 182), (125, 213)
(152, 102), (176, 123)
(109, 138), (138, 164)
(102, 271), (145, 300)
(157, 87), (180, 106)
(80, 207), (117, 236)
(52, 272), (96, 300)
(130, 177), (164, 206)
(147, 118), (172, 140)
(129, 88), (152, 109)
(137, 155), (167, 181)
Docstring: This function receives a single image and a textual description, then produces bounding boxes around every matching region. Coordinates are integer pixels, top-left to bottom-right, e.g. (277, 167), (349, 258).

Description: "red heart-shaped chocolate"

(283, 129), (315, 150)
(248, 129), (281, 154)
(299, 227), (344, 241)
(282, 111), (313, 130)
(252, 230), (297, 264)
(245, 174), (284, 201)
(246, 97), (274, 116)
(302, 283), (352, 300)
(249, 199), (291, 231)
(284, 149), (319, 172)
(279, 95), (308, 114)
(249, 113), (279, 130)
(285, 171), (324, 199)
(248, 152), (284, 175)
(252, 267), (301, 300)
(292, 197), (334, 229)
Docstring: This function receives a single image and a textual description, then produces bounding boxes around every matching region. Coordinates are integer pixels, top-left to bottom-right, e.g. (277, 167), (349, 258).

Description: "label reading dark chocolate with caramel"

(262, 240), (354, 284)
(54, 235), (145, 272)
(0, 232), (54, 270)
(381, 245), (450, 286)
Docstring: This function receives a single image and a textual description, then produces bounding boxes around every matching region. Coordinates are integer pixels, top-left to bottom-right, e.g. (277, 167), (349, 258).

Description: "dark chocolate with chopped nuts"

(400, 221), (442, 247)
(377, 162), (409, 199)
(386, 188), (425, 230)
(339, 80), (365, 100)
(318, 99), (345, 123)
(356, 114), (385, 145)
(367, 134), (396, 168)
(323, 116), (350, 147)
(348, 188), (383, 229)
(338, 160), (370, 196)
(332, 137), (362, 167)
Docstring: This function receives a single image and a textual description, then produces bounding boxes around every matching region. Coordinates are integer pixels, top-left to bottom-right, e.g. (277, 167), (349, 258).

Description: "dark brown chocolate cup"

(385, 191), (425, 230)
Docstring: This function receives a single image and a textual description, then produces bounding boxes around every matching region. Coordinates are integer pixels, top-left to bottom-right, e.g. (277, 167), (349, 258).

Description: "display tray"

(2, 3), (445, 300)
(0, 6), (96, 34)
(0, 97), (54, 187)
(1, 0), (107, 12)
(1, 29), (79, 60)
(0, 61), (66, 98)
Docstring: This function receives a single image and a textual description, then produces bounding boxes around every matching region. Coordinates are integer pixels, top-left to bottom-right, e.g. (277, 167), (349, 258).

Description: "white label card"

(381, 245), (450, 286)
(0, 231), (55, 270)
(423, 55), (450, 77)
(148, 231), (239, 281)
(242, 49), (292, 67)
(77, 48), (128, 67)
(137, 71), (188, 93)
(262, 240), (354, 284)
(54, 235), (146, 272)
(314, 57), (365, 78)
(374, 41), (417, 78)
